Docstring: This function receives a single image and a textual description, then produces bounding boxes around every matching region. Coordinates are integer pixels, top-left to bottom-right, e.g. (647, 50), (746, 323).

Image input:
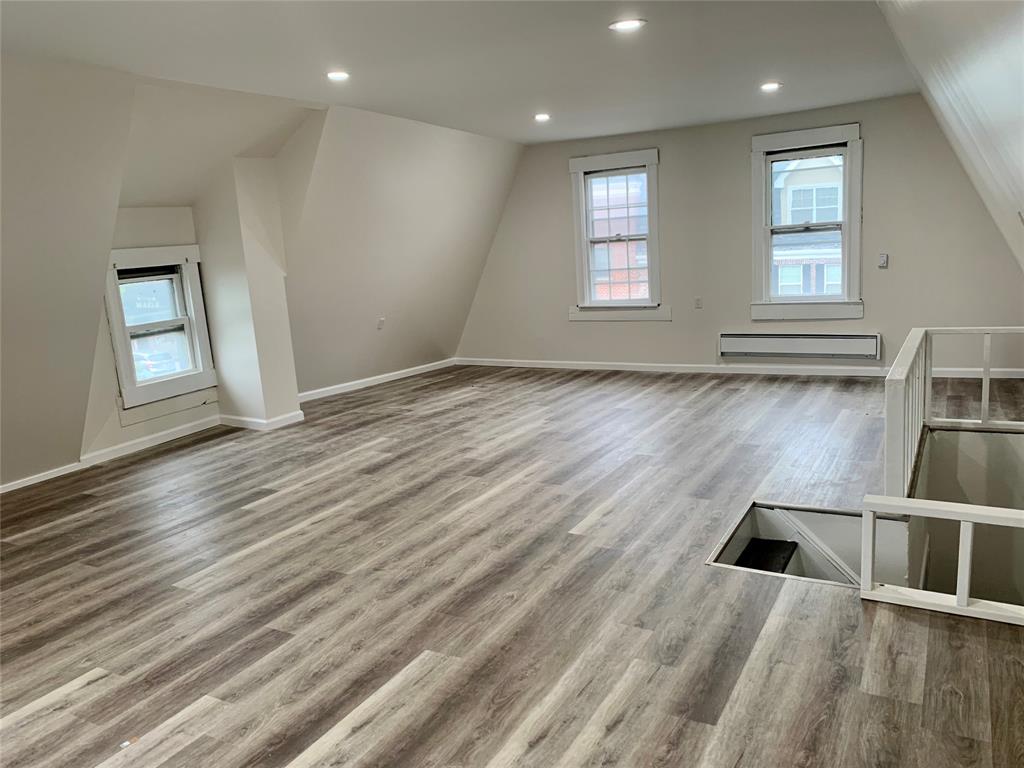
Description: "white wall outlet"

(376, 316), (386, 330)
(878, 253), (889, 269)
(694, 296), (703, 309)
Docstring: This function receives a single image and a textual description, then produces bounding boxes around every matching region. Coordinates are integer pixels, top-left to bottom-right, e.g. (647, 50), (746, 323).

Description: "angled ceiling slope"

(881, 0), (1024, 272)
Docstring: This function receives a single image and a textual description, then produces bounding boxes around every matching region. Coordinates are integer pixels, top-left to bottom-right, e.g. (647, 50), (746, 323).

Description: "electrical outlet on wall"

(694, 297), (703, 310)
(377, 316), (386, 330)
(878, 253), (889, 269)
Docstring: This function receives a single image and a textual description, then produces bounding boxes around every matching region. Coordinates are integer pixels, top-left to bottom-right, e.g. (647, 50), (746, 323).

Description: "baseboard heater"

(719, 333), (880, 360)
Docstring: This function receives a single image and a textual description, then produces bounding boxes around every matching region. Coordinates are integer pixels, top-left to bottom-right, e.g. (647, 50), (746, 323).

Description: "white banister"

(956, 520), (974, 608)
(867, 325), (1024, 625)
(861, 497), (1024, 626)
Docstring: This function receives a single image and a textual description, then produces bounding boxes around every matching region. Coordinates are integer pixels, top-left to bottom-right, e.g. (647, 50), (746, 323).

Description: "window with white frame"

(105, 245), (216, 408)
(570, 149), (660, 308)
(751, 124), (862, 320)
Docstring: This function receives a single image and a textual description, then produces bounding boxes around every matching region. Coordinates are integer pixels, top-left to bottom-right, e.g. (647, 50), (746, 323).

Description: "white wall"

(193, 163), (268, 421)
(233, 158), (301, 420)
(1, 55), (135, 484)
(458, 94), (1024, 369)
(80, 207), (220, 458)
(882, 0), (1024, 273)
(283, 106), (522, 393)
(915, 429), (1024, 605)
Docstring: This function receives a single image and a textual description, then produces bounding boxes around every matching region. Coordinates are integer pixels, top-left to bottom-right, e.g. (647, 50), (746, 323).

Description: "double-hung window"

(751, 124), (863, 320)
(570, 149), (661, 310)
(105, 245), (216, 408)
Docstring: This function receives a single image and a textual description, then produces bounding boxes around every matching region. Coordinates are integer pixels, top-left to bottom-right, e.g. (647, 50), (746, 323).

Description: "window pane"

(607, 175), (628, 207)
(608, 208), (629, 236)
(628, 206), (648, 235)
(609, 283), (630, 300)
(590, 243), (609, 271)
(589, 176), (608, 208)
(770, 229), (842, 298)
(609, 242), (628, 269)
(627, 174), (647, 205)
(119, 278), (179, 325)
(771, 154), (844, 225)
(130, 328), (192, 382)
(629, 282), (650, 300)
(628, 269), (648, 284)
(590, 208), (609, 238)
(824, 264), (843, 295)
(628, 241), (648, 267)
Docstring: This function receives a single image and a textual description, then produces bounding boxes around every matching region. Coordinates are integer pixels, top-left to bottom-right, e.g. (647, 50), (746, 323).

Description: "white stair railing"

(867, 326), (1024, 625)
(861, 495), (1024, 625)
(883, 326), (1024, 496)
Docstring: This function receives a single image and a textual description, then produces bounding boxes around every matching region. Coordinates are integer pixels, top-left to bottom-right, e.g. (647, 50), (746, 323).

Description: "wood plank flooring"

(1, 366), (1021, 767)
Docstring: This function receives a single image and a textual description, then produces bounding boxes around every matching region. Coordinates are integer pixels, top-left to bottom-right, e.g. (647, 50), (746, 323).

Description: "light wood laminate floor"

(1, 367), (1022, 767)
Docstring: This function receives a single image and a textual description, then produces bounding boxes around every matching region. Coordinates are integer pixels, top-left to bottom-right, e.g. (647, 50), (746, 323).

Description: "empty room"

(2, 1), (1023, 766)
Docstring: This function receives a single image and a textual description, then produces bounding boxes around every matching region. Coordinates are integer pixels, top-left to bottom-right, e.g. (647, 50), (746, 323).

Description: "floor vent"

(719, 333), (880, 359)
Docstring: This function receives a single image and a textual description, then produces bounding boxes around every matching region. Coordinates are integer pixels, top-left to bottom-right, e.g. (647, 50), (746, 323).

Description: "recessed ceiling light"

(760, 81), (782, 93)
(534, 113), (551, 123)
(327, 70), (350, 82)
(609, 19), (647, 32)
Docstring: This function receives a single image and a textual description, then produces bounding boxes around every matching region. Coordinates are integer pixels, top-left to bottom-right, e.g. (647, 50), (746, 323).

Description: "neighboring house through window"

(570, 148), (661, 311)
(751, 124), (863, 320)
(105, 245), (216, 408)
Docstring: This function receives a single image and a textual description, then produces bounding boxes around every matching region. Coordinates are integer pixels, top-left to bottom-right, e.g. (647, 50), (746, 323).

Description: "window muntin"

(106, 246), (216, 408)
(571, 148), (660, 309)
(767, 147), (846, 300)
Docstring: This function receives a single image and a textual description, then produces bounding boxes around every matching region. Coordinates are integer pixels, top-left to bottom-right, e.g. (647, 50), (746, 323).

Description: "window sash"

(574, 158), (659, 308)
(105, 245), (216, 408)
(759, 142), (853, 304)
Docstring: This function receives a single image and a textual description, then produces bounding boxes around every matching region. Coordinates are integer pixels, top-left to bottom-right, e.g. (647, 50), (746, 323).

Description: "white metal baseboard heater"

(719, 333), (881, 360)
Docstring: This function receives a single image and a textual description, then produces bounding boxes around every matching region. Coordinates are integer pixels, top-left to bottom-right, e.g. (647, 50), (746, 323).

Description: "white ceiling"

(1, 1), (918, 144)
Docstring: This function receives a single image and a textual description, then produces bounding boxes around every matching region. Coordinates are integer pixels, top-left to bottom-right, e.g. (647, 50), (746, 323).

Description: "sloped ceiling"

(120, 80), (316, 206)
(881, 0), (1024, 273)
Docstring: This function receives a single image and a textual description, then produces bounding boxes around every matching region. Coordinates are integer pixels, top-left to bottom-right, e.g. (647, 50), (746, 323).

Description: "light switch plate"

(878, 253), (889, 269)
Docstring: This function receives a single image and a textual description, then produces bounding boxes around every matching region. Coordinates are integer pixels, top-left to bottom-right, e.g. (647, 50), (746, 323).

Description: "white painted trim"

(569, 148), (658, 173)
(862, 584), (1024, 626)
(80, 415), (222, 466)
(455, 357), (1024, 379)
(297, 358), (458, 403)
(110, 244), (200, 269)
(0, 415), (222, 494)
(0, 461), (91, 495)
(219, 410), (305, 431)
(752, 123), (860, 152)
(568, 305), (671, 322)
(454, 357), (890, 377)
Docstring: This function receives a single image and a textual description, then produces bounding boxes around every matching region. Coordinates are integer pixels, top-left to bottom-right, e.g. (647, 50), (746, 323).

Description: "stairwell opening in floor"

(708, 501), (912, 588)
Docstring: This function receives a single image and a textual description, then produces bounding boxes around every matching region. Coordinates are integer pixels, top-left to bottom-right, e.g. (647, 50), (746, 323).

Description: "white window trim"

(105, 245), (217, 408)
(570, 148), (662, 312)
(751, 123), (863, 321)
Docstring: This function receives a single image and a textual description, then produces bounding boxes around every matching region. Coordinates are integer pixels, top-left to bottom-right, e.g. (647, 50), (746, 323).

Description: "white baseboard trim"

(454, 356), (890, 377)
(1, 414), (223, 494)
(455, 357), (1024, 379)
(933, 367), (1024, 379)
(219, 410), (305, 431)
(298, 358), (458, 402)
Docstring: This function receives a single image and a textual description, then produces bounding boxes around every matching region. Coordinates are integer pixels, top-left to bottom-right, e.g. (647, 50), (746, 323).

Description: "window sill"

(751, 300), (863, 321)
(569, 304), (672, 322)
